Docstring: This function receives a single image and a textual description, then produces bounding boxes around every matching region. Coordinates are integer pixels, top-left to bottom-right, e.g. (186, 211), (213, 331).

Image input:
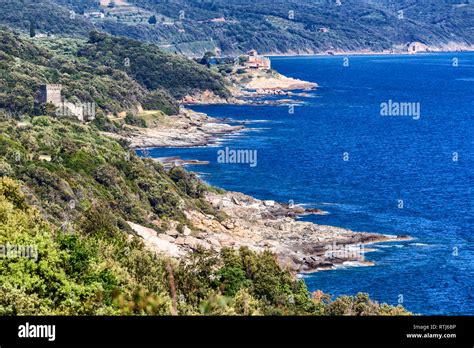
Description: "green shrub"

(32, 116), (51, 127)
(124, 112), (147, 128)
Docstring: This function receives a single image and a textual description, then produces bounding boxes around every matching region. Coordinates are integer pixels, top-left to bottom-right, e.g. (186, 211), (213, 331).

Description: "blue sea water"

(147, 53), (474, 315)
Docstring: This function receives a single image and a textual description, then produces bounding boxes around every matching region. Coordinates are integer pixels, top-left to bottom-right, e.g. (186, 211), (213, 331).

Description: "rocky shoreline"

(127, 190), (410, 273)
(265, 43), (474, 57)
(109, 69), (409, 274)
(102, 109), (245, 148)
(182, 68), (317, 106)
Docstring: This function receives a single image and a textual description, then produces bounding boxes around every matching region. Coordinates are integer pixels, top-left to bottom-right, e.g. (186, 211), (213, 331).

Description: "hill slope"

(0, 28), (231, 117)
(1, 0), (471, 56)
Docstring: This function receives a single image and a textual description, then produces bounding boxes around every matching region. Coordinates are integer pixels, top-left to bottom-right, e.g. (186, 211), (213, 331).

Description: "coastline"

(182, 66), (318, 106)
(264, 44), (474, 57)
(103, 67), (319, 149)
(114, 107), (410, 274)
(127, 188), (411, 274)
(108, 64), (409, 274)
(102, 109), (245, 149)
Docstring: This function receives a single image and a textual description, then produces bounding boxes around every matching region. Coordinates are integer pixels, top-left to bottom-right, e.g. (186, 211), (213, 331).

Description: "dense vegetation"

(78, 31), (230, 99)
(0, 115), (208, 228)
(0, 0), (472, 56)
(0, 0), (93, 36)
(0, 116), (411, 315)
(125, 0), (474, 55)
(0, 28), (231, 118)
(0, 28), (162, 116)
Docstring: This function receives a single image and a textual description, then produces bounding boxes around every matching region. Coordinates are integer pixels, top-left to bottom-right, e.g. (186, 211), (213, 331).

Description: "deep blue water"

(145, 53), (474, 315)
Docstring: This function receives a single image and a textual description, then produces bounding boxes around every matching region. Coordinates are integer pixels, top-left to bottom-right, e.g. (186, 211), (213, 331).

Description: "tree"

(148, 15), (157, 25)
(29, 20), (36, 38)
(199, 52), (214, 67)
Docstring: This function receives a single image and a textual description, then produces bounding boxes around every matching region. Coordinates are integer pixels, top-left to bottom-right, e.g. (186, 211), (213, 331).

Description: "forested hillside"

(78, 31), (230, 99)
(0, 28), (230, 117)
(0, 0), (93, 36)
(0, 29), (149, 115)
(0, 116), (312, 315)
(0, 0), (472, 56)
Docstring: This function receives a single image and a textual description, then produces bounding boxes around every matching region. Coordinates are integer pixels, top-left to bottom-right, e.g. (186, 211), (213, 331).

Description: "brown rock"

(166, 230), (179, 238)
(184, 236), (211, 250)
(175, 237), (185, 245)
(183, 226), (192, 236)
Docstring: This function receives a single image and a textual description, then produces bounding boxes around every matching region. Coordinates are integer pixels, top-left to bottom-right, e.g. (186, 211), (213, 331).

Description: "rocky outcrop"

(127, 221), (184, 258)
(128, 191), (410, 274)
(232, 69), (318, 92)
(181, 89), (244, 105)
(243, 74), (318, 91)
(102, 109), (244, 148)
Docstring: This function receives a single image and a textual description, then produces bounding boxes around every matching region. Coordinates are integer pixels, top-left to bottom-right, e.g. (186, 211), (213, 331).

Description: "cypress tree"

(148, 15), (157, 24)
(29, 20), (36, 38)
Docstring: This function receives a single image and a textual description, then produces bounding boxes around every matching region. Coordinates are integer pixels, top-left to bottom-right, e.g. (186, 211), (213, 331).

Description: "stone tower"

(39, 84), (62, 105)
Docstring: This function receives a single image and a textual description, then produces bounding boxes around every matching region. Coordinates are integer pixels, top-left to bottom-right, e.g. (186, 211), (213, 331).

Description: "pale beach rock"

(175, 237), (186, 245)
(223, 219), (235, 230)
(127, 170), (406, 272)
(158, 234), (176, 243)
(166, 230), (179, 238)
(207, 237), (222, 247)
(183, 226), (192, 236)
(184, 236), (211, 250)
(127, 221), (184, 257)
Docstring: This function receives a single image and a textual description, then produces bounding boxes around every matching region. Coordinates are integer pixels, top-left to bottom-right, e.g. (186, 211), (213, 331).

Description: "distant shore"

(264, 42), (474, 57)
(265, 46), (474, 57)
